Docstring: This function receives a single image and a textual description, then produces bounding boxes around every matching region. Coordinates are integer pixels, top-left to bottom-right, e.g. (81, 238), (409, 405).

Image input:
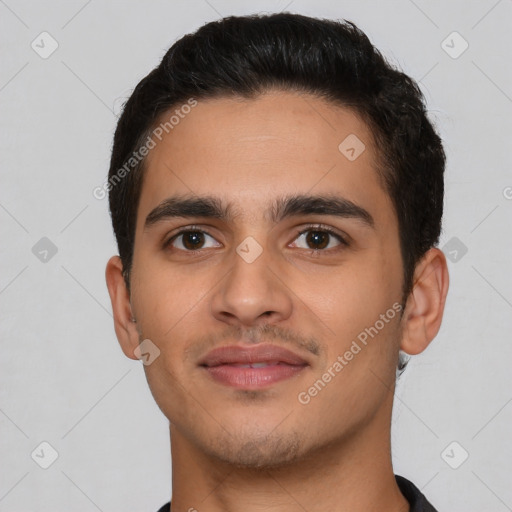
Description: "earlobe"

(105, 256), (140, 360)
(400, 248), (449, 355)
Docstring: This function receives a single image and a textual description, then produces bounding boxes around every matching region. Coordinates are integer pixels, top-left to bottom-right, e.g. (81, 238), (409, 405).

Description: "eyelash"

(163, 223), (349, 255)
(292, 224), (349, 251)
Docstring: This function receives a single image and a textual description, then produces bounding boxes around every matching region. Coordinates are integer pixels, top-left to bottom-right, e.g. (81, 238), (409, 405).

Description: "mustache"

(188, 323), (321, 360)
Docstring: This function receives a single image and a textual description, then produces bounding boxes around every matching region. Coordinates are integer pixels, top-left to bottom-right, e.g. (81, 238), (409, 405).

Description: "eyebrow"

(144, 193), (375, 230)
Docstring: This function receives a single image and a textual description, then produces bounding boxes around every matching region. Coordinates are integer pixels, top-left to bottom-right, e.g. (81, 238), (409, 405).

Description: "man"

(105, 13), (449, 512)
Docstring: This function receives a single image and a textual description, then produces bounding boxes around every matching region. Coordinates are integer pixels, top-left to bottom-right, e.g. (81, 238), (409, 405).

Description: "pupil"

(307, 231), (328, 250)
(184, 232), (204, 250)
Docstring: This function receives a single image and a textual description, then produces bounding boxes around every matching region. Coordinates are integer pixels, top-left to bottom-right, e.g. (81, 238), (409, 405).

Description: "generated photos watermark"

(93, 98), (198, 200)
(298, 302), (403, 405)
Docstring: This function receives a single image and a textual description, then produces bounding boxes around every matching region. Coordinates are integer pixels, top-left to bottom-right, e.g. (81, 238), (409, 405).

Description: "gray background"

(1, 0), (511, 510)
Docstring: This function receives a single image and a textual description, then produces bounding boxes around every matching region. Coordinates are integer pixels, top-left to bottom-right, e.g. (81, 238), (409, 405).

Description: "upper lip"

(199, 343), (309, 367)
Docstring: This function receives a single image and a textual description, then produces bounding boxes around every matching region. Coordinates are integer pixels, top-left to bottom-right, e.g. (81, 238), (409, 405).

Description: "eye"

(290, 225), (348, 252)
(162, 224), (348, 254)
(164, 227), (221, 252)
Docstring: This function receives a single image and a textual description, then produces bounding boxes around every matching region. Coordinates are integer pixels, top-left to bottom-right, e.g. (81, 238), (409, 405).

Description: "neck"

(168, 394), (409, 512)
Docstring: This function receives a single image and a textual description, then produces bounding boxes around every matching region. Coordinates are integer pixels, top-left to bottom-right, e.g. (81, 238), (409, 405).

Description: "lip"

(199, 344), (309, 389)
(200, 343), (309, 367)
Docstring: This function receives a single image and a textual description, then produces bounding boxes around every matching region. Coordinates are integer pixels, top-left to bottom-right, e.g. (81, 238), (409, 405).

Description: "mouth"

(199, 344), (309, 389)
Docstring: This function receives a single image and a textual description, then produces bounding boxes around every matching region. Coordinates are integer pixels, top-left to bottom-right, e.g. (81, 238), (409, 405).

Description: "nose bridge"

(231, 237), (272, 292)
(210, 235), (292, 326)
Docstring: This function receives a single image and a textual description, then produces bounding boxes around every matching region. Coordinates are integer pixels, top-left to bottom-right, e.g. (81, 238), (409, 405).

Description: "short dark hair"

(108, 12), (445, 306)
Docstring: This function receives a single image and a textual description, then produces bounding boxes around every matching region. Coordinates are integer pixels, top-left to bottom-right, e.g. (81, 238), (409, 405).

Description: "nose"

(210, 241), (293, 328)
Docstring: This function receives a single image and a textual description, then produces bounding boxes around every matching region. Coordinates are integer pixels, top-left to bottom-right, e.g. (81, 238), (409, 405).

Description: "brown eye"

(290, 226), (347, 252)
(305, 230), (330, 250)
(181, 231), (206, 250)
(165, 230), (221, 252)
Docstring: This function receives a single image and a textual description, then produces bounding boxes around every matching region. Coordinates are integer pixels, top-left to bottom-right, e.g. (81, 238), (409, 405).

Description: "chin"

(205, 428), (305, 470)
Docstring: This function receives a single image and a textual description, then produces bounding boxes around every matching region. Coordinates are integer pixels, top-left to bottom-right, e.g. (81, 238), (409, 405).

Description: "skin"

(106, 90), (449, 512)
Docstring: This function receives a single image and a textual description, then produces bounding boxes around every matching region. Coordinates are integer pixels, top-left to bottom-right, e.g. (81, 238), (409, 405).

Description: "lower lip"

(203, 363), (307, 389)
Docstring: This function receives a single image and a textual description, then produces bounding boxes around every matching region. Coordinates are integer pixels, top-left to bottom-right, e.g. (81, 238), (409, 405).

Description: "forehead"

(136, 91), (394, 229)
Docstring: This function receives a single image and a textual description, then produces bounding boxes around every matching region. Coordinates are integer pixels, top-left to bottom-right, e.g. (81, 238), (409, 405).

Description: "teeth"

(229, 362), (280, 368)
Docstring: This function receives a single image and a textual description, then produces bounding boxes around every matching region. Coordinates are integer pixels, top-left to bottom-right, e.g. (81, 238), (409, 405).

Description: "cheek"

(297, 252), (402, 376)
(130, 259), (214, 362)
(130, 263), (179, 349)
(304, 254), (398, 324)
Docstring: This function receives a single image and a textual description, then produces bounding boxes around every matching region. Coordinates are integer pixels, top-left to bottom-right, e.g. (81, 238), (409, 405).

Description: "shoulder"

(395, 474), (439, 512)
(155, 502), (170, 512)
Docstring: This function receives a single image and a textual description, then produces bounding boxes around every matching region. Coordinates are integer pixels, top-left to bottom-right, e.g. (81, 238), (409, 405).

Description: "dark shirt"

(155, 474), (438, 511)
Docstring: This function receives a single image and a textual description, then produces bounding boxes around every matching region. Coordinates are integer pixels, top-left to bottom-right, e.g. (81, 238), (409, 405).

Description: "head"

(106, 13), (448, 468)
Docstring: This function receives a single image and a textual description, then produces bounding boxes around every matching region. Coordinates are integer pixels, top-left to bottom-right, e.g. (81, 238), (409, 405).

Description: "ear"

(400, 248), (449, 355)
(105, 255), (140, 360)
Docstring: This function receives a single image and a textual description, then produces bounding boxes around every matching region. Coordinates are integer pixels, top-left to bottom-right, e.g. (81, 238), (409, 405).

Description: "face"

(125, 91), (406, 467)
